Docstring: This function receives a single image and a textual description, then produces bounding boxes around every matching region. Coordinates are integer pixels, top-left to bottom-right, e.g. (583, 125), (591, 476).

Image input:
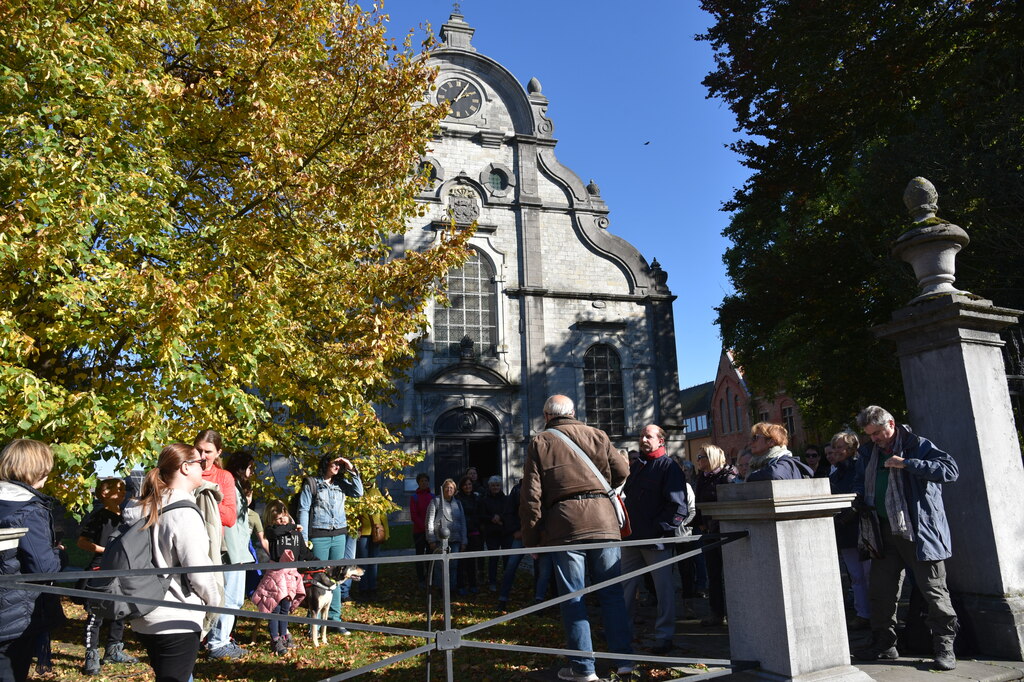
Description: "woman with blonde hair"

(122, 444), (219, 682)
(694, 444), (736, 627)
(746, 422), (814, 482)
(0, 439), (62, 682)
(829, 430), (871, 630)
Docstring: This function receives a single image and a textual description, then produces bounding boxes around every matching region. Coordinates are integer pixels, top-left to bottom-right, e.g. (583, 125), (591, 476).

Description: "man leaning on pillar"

(853, 405), (959, 671)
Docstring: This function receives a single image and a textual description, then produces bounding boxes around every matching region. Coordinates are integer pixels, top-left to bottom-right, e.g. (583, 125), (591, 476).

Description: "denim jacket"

(298, 471), (363, 543)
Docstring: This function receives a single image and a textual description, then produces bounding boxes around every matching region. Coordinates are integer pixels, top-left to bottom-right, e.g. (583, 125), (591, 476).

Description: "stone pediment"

(416, 361), (517, 393)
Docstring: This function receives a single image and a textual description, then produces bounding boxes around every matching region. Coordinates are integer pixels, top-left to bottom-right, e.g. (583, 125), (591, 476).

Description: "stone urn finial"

(892, 177), (971, 304)
(903, 177), (939, 222)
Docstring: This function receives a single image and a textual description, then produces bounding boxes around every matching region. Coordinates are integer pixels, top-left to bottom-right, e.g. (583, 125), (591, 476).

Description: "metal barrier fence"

(0, 531), (750, 681)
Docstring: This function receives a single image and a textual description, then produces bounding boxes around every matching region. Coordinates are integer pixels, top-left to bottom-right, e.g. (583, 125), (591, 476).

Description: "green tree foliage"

(0, 1), (471, 509)
(700, 0), (1023, 432)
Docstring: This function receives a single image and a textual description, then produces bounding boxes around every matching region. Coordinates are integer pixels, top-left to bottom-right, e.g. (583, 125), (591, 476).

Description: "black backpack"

(287, 477), (318, 521)
(86, 499), (201, 621)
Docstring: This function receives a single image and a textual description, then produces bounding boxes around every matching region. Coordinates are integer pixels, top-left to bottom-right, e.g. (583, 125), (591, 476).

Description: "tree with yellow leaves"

(0, 1), (469, 510)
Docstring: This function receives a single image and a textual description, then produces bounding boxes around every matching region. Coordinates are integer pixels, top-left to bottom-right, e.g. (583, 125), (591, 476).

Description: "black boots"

(933, 635), (956, 671)
(852, 629), (899, 661)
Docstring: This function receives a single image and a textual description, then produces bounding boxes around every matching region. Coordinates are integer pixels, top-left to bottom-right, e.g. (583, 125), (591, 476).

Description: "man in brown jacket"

(520, 395), (634, 682)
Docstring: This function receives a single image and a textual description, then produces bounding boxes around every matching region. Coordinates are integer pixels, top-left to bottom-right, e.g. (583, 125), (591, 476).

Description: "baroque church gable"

(377, 11), (684, 503)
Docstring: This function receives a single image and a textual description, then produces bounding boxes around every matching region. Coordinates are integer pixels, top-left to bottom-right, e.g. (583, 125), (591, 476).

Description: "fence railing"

(0, 530), (750, 682)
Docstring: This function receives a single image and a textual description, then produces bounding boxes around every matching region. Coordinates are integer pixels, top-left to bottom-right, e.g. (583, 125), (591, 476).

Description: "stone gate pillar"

(702, 478), (871, 681)
(872, 179), (1024, 659)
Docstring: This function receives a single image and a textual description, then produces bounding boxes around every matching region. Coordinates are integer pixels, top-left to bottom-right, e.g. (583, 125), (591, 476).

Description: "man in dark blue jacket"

(621, 424), (689, 656)
(852, 405), (959, 671)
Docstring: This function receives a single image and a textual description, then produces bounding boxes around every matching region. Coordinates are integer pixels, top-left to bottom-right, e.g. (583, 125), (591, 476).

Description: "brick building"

(710, 350), (813, 463)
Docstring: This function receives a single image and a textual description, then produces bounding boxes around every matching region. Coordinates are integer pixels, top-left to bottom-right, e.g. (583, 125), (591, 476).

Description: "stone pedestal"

(874, 292), (1024, 659)
(702, 479), (871, 682)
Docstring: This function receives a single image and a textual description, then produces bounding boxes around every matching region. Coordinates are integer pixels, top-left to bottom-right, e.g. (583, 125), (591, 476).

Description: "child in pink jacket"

(252, 546), (305, 655)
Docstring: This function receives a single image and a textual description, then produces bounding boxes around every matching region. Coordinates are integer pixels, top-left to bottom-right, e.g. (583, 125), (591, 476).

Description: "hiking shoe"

(852, 643), (898, 661)
(497, 599), (508, 613)
(271, 637), (288, 656)
(284, 632), (297, 649)
(82, 648), (101, 675)
(557, 668), (599, 682)
(102, 642), (139, 664)
(208, 642), (247, 660)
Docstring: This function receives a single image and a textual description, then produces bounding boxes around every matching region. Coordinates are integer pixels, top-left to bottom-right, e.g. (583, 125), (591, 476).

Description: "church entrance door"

(434, 408), (500, 491)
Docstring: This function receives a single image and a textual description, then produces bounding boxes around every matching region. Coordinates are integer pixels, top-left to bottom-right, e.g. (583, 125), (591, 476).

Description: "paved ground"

(522, 589), (1024, 682)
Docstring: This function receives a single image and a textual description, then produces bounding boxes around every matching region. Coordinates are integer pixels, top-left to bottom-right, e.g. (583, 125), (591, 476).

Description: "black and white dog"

(306, 566), (364, 647)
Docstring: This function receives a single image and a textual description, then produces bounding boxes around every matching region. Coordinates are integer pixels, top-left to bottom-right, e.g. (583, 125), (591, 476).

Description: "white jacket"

(123, 489), (221, 635)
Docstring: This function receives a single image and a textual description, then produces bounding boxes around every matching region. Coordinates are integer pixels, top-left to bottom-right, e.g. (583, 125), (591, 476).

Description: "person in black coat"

(828, 431), (871, 631)
(0, 439), (63, 682)
(694, 444), (737, 627)
(479, 476), (508, 591)
(803, 445), (831, 478)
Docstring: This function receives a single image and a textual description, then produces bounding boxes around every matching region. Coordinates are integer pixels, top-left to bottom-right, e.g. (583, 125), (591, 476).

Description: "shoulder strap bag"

(546, 428), (631, 539)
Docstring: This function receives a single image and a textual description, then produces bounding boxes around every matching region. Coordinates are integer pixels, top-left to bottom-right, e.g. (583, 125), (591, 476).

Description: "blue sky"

(381, 0), (750, 389)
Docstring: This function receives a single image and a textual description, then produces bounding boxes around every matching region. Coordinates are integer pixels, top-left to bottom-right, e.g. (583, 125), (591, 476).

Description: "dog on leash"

(307, 565), (364, 647)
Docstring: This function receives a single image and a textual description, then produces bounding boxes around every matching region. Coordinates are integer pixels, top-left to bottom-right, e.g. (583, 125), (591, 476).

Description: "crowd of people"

(0, 430), (383, 682)
(0, 400), (962, 682)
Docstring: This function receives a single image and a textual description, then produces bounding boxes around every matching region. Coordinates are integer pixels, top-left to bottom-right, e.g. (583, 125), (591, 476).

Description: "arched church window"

(583, 344), (625, 436)
(434, 250), (497, 358)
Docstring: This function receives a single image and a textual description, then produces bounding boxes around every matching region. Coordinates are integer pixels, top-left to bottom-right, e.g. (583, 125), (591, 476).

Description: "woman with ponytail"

(122, 444), (218, 682)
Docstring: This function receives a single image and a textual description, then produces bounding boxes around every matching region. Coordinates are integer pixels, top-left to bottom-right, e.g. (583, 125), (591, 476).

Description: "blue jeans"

(498, 539), (553, 601)
(339, 534), (357, 599)
(269, 598), (291, 640)
(552, 544), (633, 675)
(355, 535), (380, 592)
(311, 534), (348, 621)
(207, 565), (245, 650)
(498, 539), (526, 601)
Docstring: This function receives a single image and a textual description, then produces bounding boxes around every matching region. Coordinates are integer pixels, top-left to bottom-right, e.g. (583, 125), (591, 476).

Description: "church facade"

(378, 12), (683, 493)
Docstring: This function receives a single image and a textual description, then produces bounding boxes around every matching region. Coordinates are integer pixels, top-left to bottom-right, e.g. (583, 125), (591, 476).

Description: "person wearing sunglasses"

(745, 422), (814, 482)
(803, 446), (830, 478)
(121, 444), (219, 682)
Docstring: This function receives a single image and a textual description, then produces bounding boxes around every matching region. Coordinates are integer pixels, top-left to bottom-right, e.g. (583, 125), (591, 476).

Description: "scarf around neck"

(863, 428), (914, 542)
(749, 444), (790, 472)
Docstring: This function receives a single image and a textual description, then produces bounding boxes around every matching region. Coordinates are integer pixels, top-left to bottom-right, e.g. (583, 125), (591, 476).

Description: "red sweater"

(202, 466), (237, 528)
(410, 489), (434, 534)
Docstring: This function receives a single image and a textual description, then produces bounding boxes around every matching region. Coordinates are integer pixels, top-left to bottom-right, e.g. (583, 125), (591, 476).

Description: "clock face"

(437, 78), (482, 119)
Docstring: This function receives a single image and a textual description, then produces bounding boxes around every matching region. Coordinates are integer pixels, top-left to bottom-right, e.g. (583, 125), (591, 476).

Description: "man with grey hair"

(852, 405), (959, 671)
(520, 394), (634, 682)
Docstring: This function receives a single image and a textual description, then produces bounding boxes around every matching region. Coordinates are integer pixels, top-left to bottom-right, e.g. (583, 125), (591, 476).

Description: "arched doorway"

(433, 407), (500, 491)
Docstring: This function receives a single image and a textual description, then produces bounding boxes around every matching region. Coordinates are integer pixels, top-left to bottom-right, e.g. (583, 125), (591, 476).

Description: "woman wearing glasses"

(746, 422), (814, 482)
(123, 444), (219, 682)
(694, 444), (736, 627)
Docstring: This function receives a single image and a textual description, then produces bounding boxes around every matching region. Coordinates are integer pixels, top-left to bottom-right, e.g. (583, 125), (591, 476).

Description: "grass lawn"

(37, 555), (677, 681)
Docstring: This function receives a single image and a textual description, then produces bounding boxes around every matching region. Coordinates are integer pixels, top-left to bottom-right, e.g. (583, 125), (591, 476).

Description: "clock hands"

(452, 82), (471, 103)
